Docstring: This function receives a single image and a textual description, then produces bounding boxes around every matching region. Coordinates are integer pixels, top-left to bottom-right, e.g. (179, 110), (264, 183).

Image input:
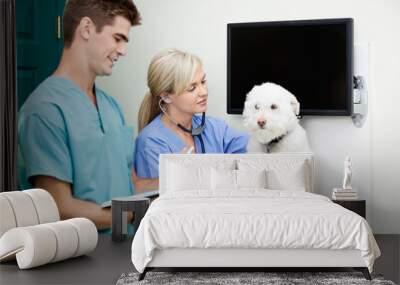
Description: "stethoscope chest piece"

(177, 112), (206, 153)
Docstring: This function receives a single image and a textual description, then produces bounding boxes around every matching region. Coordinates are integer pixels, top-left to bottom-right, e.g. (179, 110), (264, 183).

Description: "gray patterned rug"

(116, 271), (396, 285)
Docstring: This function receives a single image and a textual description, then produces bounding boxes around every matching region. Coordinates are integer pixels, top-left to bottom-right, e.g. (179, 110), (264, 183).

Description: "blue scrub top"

(134, 114), (250, 178)
(18, 76), (135, 204)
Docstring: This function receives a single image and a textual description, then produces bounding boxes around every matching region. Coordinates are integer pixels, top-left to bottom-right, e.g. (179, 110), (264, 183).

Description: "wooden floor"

(373, 234), (400, 284)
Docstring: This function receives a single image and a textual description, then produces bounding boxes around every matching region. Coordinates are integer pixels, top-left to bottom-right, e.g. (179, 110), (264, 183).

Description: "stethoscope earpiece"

(162, 96), (172, 104)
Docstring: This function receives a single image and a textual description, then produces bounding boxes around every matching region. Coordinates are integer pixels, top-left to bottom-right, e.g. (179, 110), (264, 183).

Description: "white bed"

(131, 153), (380, 280)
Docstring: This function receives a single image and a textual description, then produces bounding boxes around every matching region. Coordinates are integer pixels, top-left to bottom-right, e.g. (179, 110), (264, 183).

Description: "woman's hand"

(131, 168), (159, 193)
(180, 146), (194, 154)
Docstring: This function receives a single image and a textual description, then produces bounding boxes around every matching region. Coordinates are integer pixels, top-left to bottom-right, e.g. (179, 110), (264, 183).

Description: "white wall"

(97, 0), (400, 233)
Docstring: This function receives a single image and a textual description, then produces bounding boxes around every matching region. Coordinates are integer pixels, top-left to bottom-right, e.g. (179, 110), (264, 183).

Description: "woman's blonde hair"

(138, 49), (202, 131)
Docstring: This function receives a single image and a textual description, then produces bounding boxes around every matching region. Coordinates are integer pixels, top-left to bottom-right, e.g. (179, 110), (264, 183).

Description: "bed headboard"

(159, 153), (314, 195)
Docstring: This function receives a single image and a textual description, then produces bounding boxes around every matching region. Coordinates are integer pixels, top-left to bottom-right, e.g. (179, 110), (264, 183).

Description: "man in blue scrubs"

(18, 0), (141, 230)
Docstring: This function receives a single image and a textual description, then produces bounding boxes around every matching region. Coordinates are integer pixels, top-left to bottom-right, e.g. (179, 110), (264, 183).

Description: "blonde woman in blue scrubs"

(134, 49), (249, 180)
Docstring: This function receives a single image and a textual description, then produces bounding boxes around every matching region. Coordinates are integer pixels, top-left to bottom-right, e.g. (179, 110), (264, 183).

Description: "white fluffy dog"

(243, 82), (310, 153)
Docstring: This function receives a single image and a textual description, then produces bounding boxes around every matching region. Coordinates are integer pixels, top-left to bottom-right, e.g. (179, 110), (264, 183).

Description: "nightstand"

(332, 199), (366, 218)
(111, 197), (150, 242)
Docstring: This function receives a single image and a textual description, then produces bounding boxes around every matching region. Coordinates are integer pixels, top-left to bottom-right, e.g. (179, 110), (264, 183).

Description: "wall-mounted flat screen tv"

(227, 18), (353, 115)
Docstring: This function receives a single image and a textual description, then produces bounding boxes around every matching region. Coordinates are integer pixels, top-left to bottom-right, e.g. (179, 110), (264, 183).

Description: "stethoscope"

(159, 99), (206, 153)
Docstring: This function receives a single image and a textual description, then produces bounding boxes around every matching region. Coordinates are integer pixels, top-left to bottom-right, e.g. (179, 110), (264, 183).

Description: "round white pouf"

(66, 218), (98, 257)
(0, 191), (39, 227)
(0, 196), (17, 237)
(23, 189), (60, 223)
(0, 226), (57, 269)
(42, 221), (79, 262)
(0, 218), (98, 269)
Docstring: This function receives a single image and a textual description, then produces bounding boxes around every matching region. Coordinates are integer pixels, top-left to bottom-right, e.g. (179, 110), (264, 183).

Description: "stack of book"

(332, 188), (358, 200)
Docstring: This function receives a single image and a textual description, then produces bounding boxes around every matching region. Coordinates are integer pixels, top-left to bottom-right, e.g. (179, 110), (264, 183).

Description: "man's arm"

(33, 175), (112, 229)
(131, 169), (158, 193)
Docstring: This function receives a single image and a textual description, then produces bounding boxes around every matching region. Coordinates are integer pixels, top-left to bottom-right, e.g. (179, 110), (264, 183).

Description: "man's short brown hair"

(63, 0), (141, 48)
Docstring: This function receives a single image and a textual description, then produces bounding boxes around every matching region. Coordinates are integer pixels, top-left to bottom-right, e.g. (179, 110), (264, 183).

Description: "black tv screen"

(227, 18), (353, 115)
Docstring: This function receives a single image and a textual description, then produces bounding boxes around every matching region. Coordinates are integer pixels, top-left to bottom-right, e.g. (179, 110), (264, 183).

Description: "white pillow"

(211, 169), (267, 190)
(236, 169), (267, 189)
(266, 167), (306, 191)
(211, 168), (237, 190)
(167, 162), (211, 191)
(165, 157), (236, 192)
(238, 158), (309, 191)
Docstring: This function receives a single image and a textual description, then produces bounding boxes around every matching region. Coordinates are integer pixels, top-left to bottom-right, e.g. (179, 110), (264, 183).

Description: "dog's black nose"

(257, 120), (266, 128)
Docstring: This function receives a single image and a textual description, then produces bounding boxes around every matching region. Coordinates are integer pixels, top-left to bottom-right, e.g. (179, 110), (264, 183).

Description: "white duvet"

(131, 190), (380, 273)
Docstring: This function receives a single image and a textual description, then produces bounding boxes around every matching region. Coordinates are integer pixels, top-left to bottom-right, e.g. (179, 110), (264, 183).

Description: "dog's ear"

(288, 94), (300, 116)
